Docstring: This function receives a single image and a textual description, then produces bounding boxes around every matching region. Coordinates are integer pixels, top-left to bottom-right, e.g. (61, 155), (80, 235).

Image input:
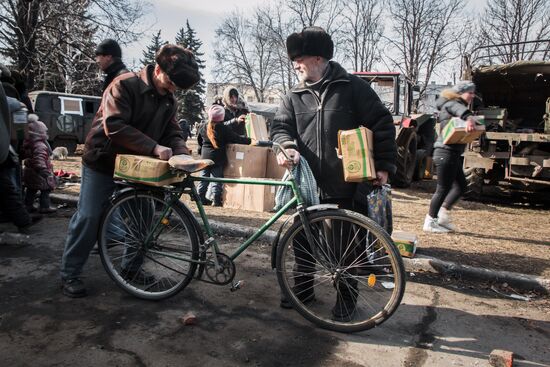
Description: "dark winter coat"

(222, 87), (248, 136)
(0, 83), (10, 164)
(102, 58), (129, 92)
(21, 134), (56, 191)
(198, 122), (251, 165)
(434, 89), (474, 153)
(83, 65), (189, 175)
(270, 61), (396, 199)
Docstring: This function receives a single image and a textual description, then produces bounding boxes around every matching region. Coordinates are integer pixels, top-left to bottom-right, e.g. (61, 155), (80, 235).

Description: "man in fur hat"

(270, 26), (397, 321)
(95, 38), (129, 92)
(61, 44), (200, 298)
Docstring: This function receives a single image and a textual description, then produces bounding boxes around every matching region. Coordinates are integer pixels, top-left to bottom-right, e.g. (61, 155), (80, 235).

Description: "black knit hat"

(155, 44), (200, 90)
(95, 39), (122, 58)
(286, 26), (334, 61)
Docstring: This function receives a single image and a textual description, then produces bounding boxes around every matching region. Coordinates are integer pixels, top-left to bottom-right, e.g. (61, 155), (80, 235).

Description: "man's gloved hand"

(276, 148), (300, 169)
(153, 144), (173, 160)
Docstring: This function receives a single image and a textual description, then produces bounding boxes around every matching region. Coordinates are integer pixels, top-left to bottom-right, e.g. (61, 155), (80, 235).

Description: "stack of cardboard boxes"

(222, 113), (286, 212)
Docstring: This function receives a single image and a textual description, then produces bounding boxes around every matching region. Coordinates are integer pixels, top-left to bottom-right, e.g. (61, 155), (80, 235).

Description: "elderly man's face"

(153, 65), (177, 95)
(292, 56), (326, 83)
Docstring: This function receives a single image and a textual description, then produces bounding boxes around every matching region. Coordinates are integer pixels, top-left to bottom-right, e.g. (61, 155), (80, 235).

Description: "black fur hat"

(286, 26), (334, 61)
(95, 39), (122, 58)
(156, 44), (200, 90)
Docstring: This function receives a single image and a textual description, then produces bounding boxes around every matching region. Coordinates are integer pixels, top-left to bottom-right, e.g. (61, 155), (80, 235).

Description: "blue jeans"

(60, 166), (116, 280)
(197, 164), (224, 203)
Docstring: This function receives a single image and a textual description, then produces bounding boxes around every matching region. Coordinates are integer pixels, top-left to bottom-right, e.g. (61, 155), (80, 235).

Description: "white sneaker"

(423, 215), (450, 233)
(437, 207), (456, 231)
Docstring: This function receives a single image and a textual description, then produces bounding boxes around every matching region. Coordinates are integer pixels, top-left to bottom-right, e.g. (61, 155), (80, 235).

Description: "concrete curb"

(50, 193), (550, 294)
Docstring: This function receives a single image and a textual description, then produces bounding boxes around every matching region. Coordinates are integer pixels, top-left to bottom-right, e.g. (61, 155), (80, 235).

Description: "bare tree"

(0, 0), (152, 92)
(340, 0), (383, 72)
(255, 2), (296, 94)
(383, 0), (465, 112)
(213, 10), (276, 102)
(478, 0), (550, 63)
(285, 0), (343, 45)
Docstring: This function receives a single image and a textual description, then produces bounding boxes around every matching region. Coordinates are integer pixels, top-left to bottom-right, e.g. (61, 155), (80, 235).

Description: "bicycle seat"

(168, 154), (214, 173)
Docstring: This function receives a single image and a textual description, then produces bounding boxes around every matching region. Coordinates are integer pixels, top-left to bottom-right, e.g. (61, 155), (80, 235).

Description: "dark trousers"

(25, 189), (51, 209)
(0, 164), (31, 228)
(429, 148), (467, 218)
(292, 198), (367, 300)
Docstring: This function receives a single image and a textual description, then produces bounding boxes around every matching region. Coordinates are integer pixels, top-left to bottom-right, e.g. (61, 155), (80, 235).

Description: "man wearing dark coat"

(61, 44), (200, 298)
(95, 39), (129, 92)
(270, 26), (397, 321)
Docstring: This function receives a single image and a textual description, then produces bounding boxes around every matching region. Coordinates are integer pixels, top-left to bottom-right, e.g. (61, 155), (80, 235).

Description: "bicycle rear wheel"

(276, 209), (405, 333)
(98, 190), (199, 300)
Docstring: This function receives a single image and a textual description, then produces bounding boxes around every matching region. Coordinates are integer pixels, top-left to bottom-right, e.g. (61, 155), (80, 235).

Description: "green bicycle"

(97, 142), (406, 333)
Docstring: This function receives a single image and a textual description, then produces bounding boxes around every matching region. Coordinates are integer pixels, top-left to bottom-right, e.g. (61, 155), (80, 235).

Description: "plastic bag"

(366, 184), (393, 235)
(274, 157), (320, 210)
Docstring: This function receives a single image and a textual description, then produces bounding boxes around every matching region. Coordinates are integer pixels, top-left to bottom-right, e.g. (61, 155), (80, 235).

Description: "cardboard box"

(222, 182), (245, 209)
(224, 144), (268, 178)
(338, 126), (376, 182)
(114, 155), (184, 187)
(391, 230), (418, 258)
(222, 181), (276, 212)
(442, 117), (486, 144)
(266, 148), (287, 179)
(245, 113), (269, 141)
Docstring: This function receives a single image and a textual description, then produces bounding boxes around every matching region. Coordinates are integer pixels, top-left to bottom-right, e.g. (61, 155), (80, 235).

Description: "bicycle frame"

(143, 162), (313, 270)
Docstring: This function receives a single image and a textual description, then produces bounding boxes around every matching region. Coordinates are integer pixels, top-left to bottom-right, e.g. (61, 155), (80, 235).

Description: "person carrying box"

(424, 80), (480, 233)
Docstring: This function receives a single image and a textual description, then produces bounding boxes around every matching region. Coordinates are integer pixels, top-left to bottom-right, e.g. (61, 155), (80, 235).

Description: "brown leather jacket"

(83, 65), (189, 175)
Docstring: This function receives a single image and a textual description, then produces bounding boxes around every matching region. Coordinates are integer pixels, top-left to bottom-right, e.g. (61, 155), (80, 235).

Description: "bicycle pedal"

(230, 280), (244, 292)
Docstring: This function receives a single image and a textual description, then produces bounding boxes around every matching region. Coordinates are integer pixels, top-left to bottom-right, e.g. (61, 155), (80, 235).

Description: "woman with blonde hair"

(197, 104), (251, 206)
(424, 81), (480, 233)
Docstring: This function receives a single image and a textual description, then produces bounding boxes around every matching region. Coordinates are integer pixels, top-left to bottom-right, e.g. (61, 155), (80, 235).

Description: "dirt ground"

(52, 140), (550, 278)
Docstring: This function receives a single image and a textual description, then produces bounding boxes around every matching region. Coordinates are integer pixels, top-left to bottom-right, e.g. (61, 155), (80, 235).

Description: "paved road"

(0, 212), (549, 367)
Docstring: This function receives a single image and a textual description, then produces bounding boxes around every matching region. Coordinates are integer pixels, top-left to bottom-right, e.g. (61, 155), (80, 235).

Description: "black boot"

(198, 194), (212, 205)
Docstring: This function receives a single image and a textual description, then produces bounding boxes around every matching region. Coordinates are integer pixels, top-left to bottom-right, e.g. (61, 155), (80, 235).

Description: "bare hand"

(465, 117), (476, 133)
(276, 148), (300, 169)
(237, 114), (247, 123)
(373, 170), (389, 186)
(153, 144), (173, 160)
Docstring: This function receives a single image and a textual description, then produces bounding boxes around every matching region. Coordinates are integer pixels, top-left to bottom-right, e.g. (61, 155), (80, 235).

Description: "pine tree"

(141, 30), (165, 66)
(174, 20), (206, 125)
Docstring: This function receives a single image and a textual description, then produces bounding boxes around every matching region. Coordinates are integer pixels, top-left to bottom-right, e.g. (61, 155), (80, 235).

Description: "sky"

(123, 0), (488, 83)
(124, 0), (262, 81)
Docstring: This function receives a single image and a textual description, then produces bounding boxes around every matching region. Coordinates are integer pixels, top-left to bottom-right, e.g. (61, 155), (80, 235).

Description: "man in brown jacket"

(60, 44), (200, 298)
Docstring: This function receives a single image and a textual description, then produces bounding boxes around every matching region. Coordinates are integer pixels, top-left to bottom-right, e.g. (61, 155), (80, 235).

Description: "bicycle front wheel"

(276, 209), (406, 333)
(98, 190), (199, 300)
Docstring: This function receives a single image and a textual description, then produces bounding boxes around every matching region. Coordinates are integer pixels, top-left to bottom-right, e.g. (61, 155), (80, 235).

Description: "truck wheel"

(413, 149), (428, 181)
(464, 167), (484, 200)
(52, 138), (77, 155)
(392, 130), (417, 188)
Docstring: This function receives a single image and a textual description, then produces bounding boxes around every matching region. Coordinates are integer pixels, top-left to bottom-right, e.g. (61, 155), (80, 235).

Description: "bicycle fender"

(270, 204), (339, 269)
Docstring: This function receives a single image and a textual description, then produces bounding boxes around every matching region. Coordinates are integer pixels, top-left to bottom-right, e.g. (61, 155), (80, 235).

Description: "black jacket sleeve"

(270, 96), (298, 150)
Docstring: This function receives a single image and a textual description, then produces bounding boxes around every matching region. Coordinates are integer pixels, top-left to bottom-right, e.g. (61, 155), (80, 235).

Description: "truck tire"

(392, 129), (417, 188)
(464, 167), (484, 200)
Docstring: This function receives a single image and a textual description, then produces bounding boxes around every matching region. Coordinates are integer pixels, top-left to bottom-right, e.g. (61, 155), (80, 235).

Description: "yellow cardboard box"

(114, 155), (184, 187)
(442, 116), (486, 144)
(338, 126), (376, 182)
(391, 230), (418, 258)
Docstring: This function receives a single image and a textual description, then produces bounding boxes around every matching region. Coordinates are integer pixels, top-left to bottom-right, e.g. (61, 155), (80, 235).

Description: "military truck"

(461, 53), (550, 201)
(353, 72), (436, 187)
(28, 91), (101, 154)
